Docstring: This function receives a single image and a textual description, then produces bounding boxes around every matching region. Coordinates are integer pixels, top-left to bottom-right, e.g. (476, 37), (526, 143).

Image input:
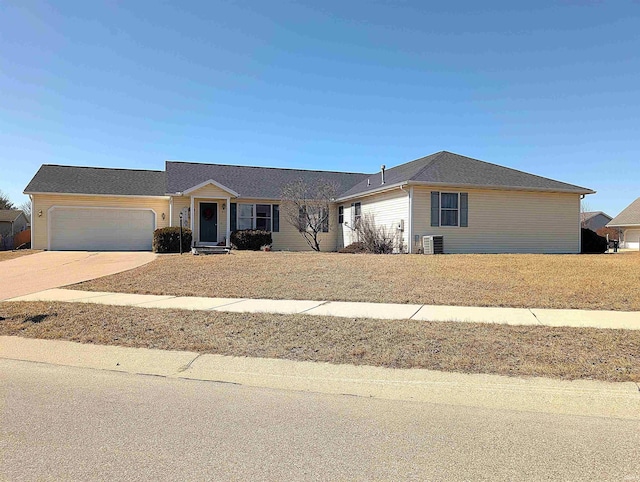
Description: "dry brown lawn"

(2, 301), (639, 382)
(73, 251), (640, 311)
(0, 250), (41, 262)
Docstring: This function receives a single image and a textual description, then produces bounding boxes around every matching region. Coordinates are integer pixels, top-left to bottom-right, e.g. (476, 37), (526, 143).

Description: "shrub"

(230, 230), (272, 251)
(338, 242), (368, 254)
(581, 228), (607, 254)
(354, 213), (402, 254)
(153, 227), (192, 253)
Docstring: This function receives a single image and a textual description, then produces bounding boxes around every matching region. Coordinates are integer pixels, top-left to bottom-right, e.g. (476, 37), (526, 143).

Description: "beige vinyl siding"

(189, 184), (233, 198)
(31, 194), (170, 250)
(339, 189), (409, 252)
(411, 186), (581, 254)
(235, 198), (338, 252)
(170, 196), (190, 227)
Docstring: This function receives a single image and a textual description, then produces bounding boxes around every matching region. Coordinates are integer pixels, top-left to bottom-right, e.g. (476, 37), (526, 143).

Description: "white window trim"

(440, 192), (460, 228)
(236, 203), (276, 232)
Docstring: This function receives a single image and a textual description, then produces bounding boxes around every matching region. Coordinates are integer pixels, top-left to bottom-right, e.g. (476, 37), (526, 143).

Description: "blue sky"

(1, 0), (638, 215)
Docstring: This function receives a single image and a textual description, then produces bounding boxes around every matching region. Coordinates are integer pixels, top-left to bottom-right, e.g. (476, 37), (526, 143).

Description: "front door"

(199, 202), (218, 243)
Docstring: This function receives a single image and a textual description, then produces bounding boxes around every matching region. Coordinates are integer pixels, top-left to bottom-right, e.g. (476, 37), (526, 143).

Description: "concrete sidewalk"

(6, 288), (640, 330)
(1, 336), (638, 420)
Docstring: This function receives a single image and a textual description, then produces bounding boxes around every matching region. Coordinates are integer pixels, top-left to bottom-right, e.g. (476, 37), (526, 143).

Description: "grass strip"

(2, 301), (639, 383)
(72, 251), (640, 311)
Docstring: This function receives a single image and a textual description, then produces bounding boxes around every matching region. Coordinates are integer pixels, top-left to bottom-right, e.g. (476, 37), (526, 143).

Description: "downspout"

(400, 184), (412, 254)
(29, 195), (34, 248)
(579, 194), (585, 253)
(169, 197), (173, 227)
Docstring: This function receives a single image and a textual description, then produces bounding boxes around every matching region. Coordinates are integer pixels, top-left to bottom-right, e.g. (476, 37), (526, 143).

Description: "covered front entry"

(199, 202), (218, 243)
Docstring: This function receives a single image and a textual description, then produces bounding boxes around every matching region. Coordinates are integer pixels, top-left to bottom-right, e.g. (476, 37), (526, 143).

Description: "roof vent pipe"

(381, 165), (386, 185)
(367, 179), (370, 186)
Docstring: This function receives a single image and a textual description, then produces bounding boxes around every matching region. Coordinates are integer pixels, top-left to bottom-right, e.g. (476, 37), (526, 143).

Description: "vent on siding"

(422, 235), (444, 255)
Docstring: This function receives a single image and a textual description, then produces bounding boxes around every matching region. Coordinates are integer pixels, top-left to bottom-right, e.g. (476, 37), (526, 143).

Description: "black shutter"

(230, 203), (237, 232)
(273, 205), (280, 232)
(460, 193), (468, 227)
(431, 192), (440, 227)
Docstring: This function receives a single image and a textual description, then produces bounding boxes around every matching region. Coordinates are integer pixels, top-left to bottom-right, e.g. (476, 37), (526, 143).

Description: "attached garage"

(49, 207), (156, 251)
(623, 229), (640, 250)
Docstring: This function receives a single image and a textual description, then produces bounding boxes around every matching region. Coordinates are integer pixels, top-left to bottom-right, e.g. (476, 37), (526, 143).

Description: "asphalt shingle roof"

(24, 151), (594, 200)
(166, 161), (368, 199)
(608, 197), (640, 227)
(580, 211), (612, 223)
(24, 165), (167, 196)
(0, 210), (25, 223)
(339, 151), (593, 198)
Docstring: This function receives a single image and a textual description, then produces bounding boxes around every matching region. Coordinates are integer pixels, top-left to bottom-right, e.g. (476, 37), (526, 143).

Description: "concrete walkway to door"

(0, 251), (156, 301)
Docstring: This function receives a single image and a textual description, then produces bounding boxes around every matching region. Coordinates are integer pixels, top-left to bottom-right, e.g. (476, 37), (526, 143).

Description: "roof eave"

(335, 182), (409, 202)
(24, 191), (170, 199)
(607, 222), (640, 228)
(181, 179), (240, 197)
(406, 181), (595, 195)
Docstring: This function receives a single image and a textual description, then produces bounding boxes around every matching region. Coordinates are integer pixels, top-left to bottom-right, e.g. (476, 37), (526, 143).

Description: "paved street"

(2, 359), (639, 481)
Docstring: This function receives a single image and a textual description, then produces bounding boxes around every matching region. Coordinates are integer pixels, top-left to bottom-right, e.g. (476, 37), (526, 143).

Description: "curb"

(1, 336), (638, 420)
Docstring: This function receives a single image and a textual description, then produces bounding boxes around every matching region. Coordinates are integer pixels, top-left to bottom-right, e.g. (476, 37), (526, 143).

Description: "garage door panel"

(625, 229), (640, 249)
(50, 208), (154, 251)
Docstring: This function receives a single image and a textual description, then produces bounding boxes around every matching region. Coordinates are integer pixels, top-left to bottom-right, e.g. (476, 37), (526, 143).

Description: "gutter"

(336, 181), (595, 202)
(24, 191), (170, 199)
(335, 182), (409, 202)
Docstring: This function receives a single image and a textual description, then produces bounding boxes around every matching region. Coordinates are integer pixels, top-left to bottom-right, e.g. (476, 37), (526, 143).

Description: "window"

(351, 202), (361, 227)
(430, 192), (468, 228)
(235, 203), (279, 232)
(440, 193), (459, 227)
(338, 206), (344, 224)
(238, 204), (254, 230)
(255, 204), (271, 231)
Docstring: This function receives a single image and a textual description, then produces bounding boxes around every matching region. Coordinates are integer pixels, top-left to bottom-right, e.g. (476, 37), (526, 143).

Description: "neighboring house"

(607, 197), (640, 249)
(581, 211), (612, 232)
(0, 210), (29, 238)
(24, 151), (594, 253)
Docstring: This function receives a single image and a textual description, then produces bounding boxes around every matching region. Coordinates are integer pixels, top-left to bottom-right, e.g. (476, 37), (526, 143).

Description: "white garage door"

(624, 229), (640, 250)
(50, 208), (155, 251)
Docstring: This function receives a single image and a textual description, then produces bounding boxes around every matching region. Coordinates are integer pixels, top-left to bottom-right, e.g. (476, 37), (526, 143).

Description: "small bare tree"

(580, 199), (592, 228)
(281, 178), (337, 252)
(19, 200), (31, 220)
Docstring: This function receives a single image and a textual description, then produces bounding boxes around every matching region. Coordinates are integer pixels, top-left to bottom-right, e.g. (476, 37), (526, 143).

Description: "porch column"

(190, 196), (195, 247)
(226, 197), (231, 246)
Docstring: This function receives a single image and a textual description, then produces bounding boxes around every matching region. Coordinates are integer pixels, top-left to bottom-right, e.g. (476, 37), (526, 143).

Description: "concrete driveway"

(0, 251), (156, 301)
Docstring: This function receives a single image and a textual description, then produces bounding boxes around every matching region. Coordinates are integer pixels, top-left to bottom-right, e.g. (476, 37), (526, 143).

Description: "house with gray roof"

(0, 210), (29, 238)
(580, 211), (613, 232)
(607, 197), (640, 249)
(24, 151), (594, 253)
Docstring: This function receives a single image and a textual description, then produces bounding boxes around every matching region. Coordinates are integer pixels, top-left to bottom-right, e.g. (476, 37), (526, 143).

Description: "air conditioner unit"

(422, 235), (444, 255)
